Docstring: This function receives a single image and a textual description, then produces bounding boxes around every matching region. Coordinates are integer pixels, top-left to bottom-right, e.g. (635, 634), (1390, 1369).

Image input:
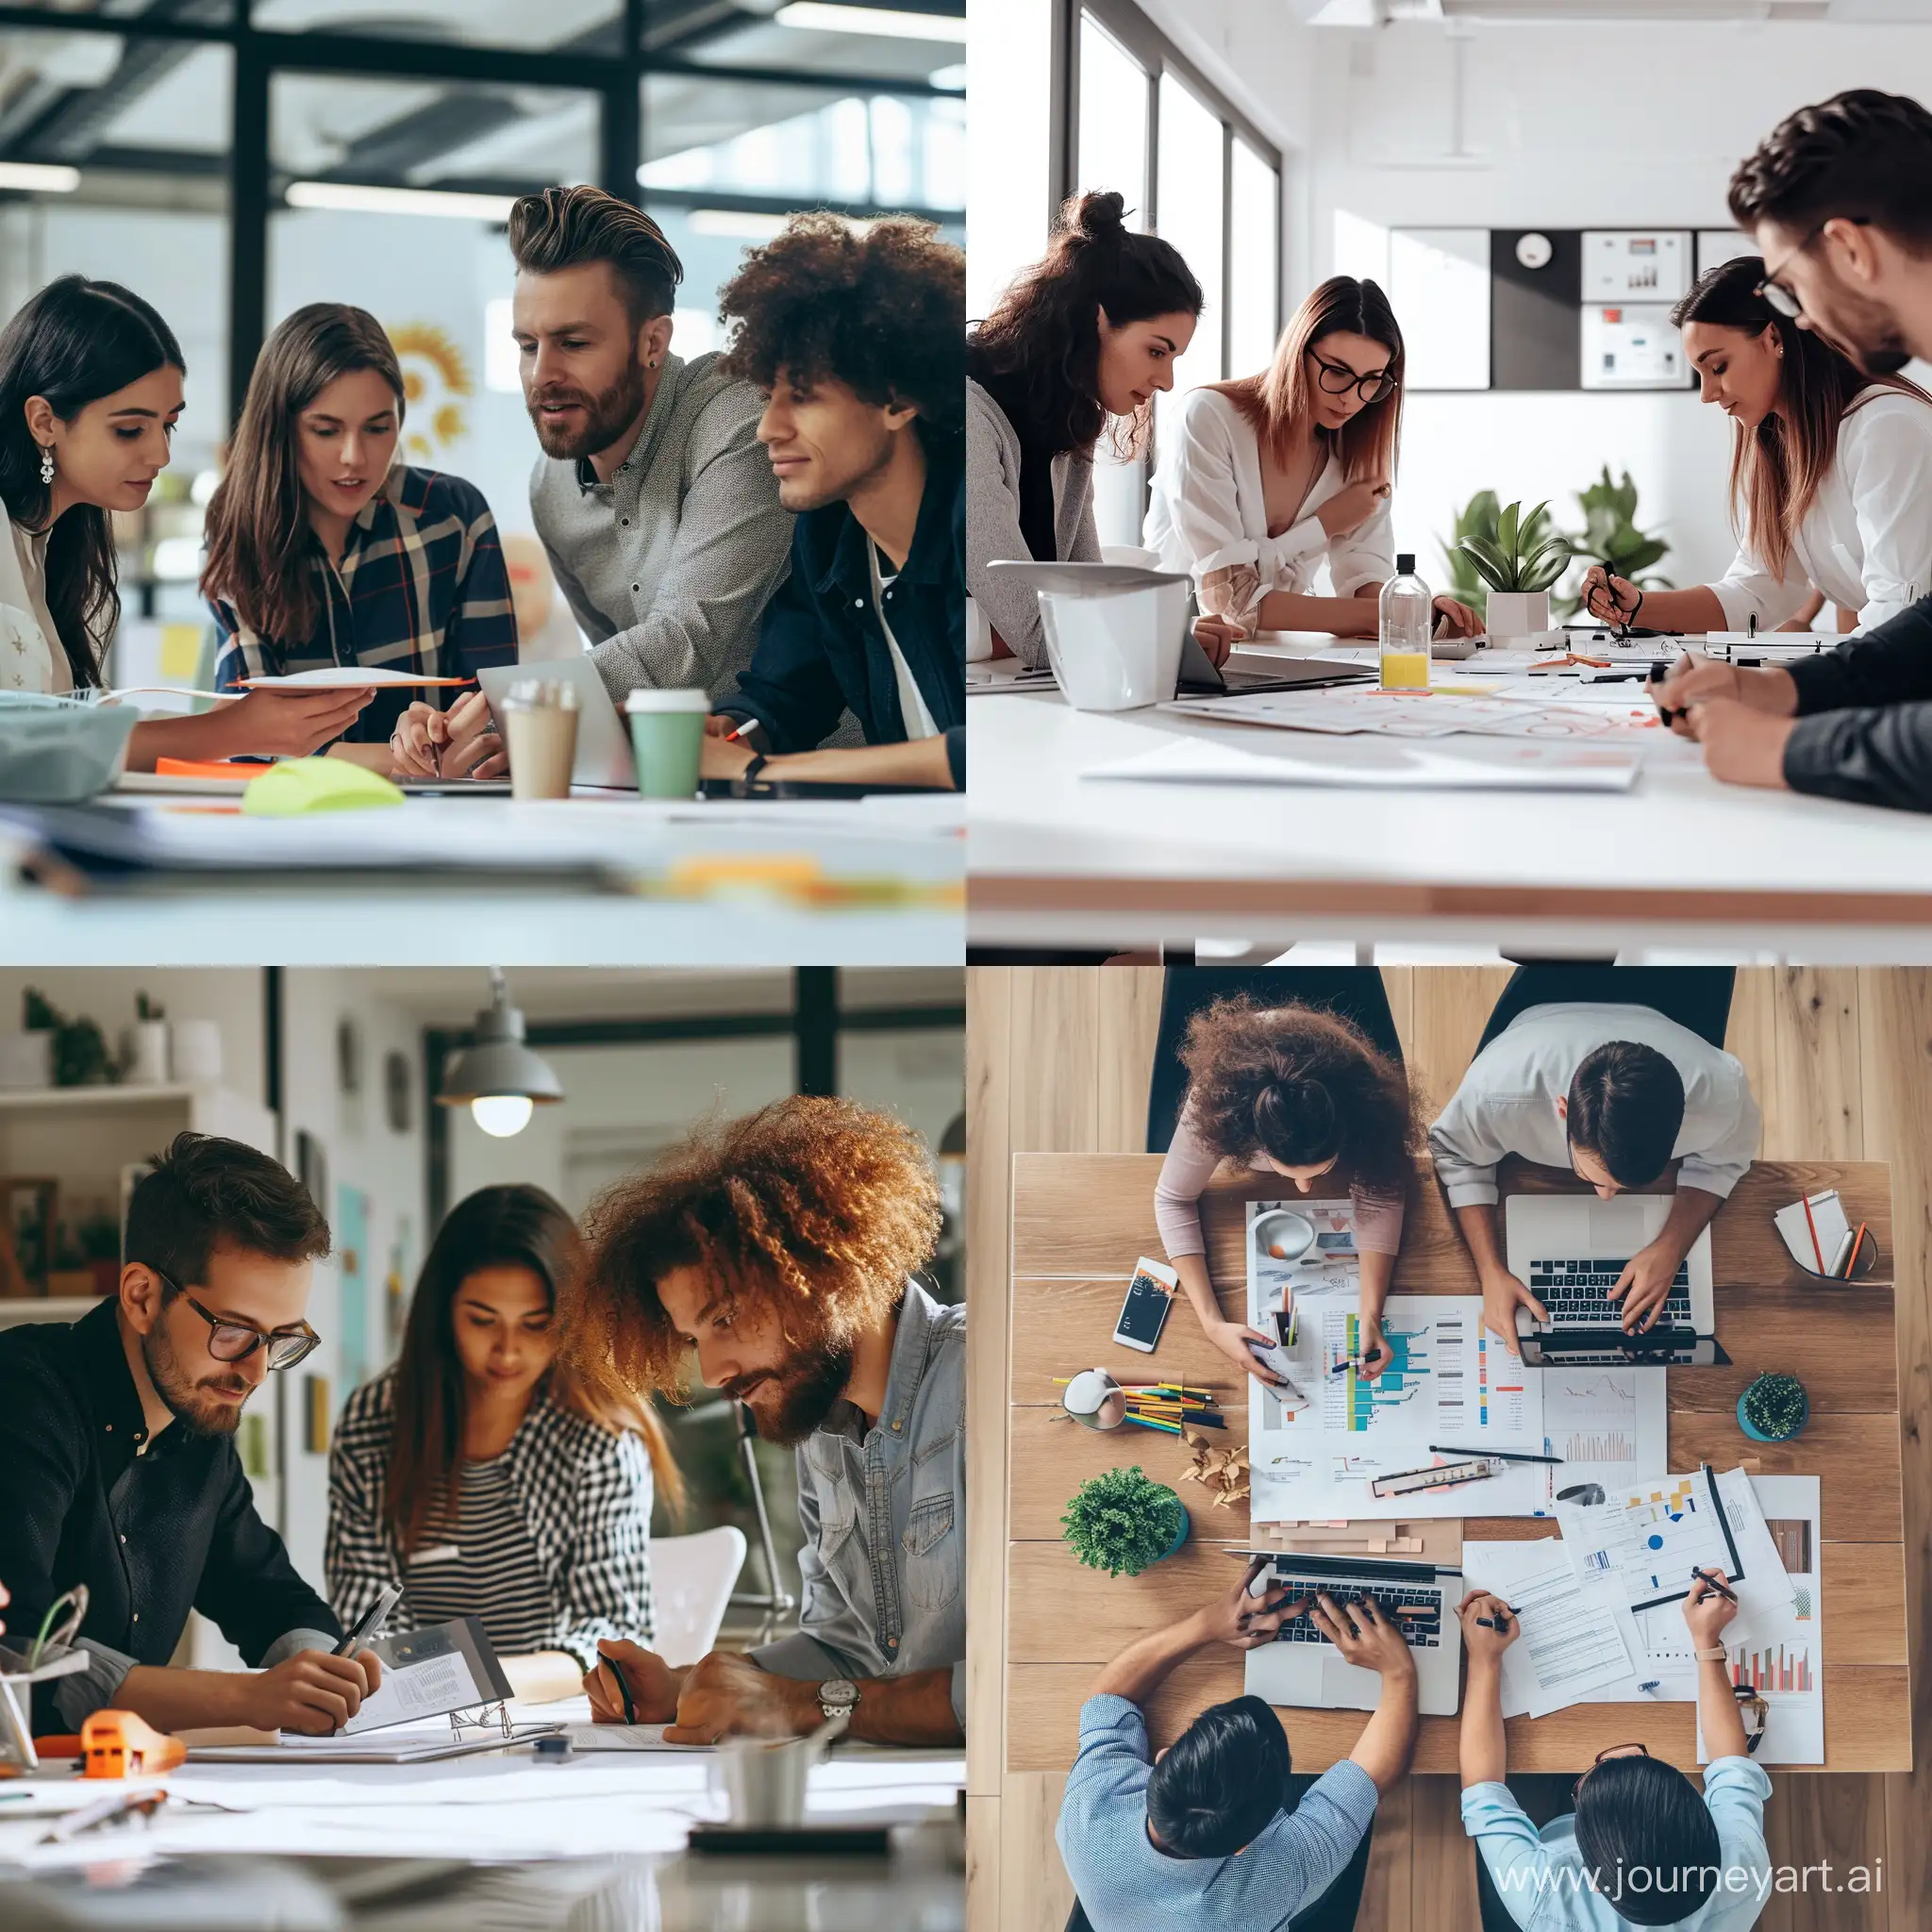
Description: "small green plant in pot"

(1060, 1464), (1190, 1578)
(1738, 1373), (1808, 1442)
(1455, 499), (1572, 641)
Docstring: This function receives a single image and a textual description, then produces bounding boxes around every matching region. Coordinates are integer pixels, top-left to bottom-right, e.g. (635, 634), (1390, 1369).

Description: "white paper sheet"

(1161, 687), (1657, 741)
(1083, 738), (1643, 792)
(1461, 1540), (1644, 1718)
(241, 667), (472, 689)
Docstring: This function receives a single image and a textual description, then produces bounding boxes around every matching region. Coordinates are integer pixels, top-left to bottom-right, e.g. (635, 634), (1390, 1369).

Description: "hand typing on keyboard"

(1606, 1237), (1692, 1334)
(1301, 1594), (1418, 1684)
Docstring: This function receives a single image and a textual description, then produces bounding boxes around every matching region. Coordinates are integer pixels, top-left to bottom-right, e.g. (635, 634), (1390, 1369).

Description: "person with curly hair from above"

(568, 1095), (963, 1747)
(705, 212), (964, 791)
(1150, 976), (1425, 1392)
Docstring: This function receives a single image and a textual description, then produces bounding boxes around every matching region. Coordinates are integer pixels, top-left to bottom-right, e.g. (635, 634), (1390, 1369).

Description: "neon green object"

(241, 758), (405, 816)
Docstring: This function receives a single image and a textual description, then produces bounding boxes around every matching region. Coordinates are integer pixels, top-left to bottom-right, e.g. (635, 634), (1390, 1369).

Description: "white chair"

(649, 1525), (748, 1668)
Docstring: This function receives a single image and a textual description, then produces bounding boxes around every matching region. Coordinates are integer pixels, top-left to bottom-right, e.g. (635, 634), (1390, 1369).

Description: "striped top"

(402, 1448), (558, 1659)
(325, 1366), (656, 1671)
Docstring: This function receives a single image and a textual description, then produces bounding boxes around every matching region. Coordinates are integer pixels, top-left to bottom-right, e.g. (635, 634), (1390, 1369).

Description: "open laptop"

(1505, 1193), (1729, 1367)
(477, 656), (636, 790)
(1176, 628), (1374, 697)
(1237, 1551), (1463, 1716)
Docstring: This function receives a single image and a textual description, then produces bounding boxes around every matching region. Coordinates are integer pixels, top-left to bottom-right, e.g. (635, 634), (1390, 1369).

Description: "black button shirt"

(0, 1297), (338, 1731)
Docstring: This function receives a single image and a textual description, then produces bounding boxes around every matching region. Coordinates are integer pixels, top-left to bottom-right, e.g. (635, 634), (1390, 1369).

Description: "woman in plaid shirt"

(204, 303), (519, 761)
(325, 1184), (679, 1704)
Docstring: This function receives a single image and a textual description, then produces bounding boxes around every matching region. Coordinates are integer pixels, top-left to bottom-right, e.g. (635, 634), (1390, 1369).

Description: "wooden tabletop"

(1005, 1151), (1909, 1774)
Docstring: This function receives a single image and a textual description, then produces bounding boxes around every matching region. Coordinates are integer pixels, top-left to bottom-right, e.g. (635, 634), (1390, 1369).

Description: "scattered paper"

(241, 668), (473, 689)
(1462, 1540), (1644, 1718)
(1161, 687), (1657, 741)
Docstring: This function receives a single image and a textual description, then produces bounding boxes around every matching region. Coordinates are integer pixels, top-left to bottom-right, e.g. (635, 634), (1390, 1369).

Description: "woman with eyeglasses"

(1581, 255), (1932, 641)
(1457, 1569), (1771, 1930)
(967, 189), (1205, 669)
(327, 1185), (681, 1704)
(1146, 275), (1480, 653)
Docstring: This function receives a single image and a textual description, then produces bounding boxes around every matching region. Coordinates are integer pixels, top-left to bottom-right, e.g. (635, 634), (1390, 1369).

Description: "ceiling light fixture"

(0, 164), (80, 193)
(774, 3), (966, 42)
(436, 969), (563, 1140)
(285, 181), (516, 222)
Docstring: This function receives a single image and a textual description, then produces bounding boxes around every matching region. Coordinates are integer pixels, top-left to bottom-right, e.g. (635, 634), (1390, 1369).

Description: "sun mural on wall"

(387, 322), (473, 462)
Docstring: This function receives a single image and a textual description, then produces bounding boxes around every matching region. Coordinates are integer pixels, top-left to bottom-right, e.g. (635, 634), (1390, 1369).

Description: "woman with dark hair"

(1582, 255), (1932, 638)
(205, 302), (518, 774)
(1151, 977), (1424, 1390)
(0, 275), (377, 766)
(326, 1184), (678, 1703)
(1148, 275), (1479, 646)
(966, 189), (1204, 667)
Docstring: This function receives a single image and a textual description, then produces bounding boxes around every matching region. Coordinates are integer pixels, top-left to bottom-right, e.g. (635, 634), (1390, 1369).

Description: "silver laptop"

(1505, 1193), (1726, 1367)
(1238, 1551), (1463, 1717)
(476, 656), (637, 790)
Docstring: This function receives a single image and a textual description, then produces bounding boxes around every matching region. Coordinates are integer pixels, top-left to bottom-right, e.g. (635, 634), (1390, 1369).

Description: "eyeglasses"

(156, 1273), (320, 1371)
(1756, 215), (1870, 320)
(1574, 1741), (1648, 1803)
(1310, 350), (1397, 405)
(1734, 1683), (1769, 1756)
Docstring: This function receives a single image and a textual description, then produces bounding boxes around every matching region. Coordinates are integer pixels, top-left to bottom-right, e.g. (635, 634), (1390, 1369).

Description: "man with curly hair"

(704, 212), (965, 791)
(570, 1095), (964, 1745)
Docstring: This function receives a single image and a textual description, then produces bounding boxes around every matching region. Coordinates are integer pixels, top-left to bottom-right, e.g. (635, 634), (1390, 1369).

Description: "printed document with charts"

(1245, 1202), (1667, 1521)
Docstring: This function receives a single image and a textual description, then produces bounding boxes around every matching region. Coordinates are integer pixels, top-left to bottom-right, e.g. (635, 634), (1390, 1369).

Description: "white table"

(969, 638), (1932, 958)
(0, 791), (965, 967)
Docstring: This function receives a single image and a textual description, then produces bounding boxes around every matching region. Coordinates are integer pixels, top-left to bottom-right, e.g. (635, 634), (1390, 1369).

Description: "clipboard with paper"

(186, 1616), (553, 1763)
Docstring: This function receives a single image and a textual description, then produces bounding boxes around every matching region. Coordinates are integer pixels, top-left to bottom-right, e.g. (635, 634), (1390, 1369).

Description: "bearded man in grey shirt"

(510, 186), (793, 705)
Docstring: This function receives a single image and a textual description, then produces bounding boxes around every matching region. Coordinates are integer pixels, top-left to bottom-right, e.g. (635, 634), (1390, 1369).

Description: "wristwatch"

(1693, 1645), (1729, 1662)
(816, 1678), (859, 1724)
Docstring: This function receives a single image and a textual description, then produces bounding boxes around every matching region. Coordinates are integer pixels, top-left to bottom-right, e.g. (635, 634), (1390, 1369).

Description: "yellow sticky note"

(158, 624), (205, 680)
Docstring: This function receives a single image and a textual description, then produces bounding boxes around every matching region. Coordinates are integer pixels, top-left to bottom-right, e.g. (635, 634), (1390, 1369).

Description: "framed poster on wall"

(1580, 305), (1690, 390)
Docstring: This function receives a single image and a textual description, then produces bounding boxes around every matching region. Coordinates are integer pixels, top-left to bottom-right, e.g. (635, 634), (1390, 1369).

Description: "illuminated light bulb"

(471, 1093), (534, 1139)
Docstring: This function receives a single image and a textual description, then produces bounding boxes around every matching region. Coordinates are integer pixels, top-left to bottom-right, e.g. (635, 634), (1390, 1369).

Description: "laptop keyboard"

(1269, 1581), (1443, 1648)
(1529, 1257), (1691, 1326)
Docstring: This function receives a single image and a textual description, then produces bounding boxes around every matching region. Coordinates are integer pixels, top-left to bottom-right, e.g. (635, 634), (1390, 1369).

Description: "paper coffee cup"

(503, 704), (578, 801)
(624, 688), (708, 799)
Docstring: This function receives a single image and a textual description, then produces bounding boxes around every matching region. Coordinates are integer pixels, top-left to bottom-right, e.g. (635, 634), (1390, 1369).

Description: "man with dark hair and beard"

(570, 1095), (963, 1746)
(1650, 89), (1932, 811)
(0, 1132), (384, 1737)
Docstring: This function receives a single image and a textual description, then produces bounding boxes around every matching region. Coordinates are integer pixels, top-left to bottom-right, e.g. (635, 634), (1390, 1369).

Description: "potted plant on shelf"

(1061, 1464), (1191, 1578)
(1455, 498), (1572, 642)
(1562, 466), (1673, 620)
(1738, 1372), (1808, 1442)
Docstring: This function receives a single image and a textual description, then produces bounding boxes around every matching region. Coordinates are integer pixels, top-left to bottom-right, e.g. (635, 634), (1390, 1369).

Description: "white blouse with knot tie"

(1, 502), (70, 695)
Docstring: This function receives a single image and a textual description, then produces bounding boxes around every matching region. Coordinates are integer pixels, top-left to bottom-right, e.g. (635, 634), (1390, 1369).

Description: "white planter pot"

(172, 1019), (223, 1087)
(1486, 590), (1552, 641)
(125, 1019), (170, 1086)
(1038, 581), (1190, 712)
(0, 1030), (53, 1091)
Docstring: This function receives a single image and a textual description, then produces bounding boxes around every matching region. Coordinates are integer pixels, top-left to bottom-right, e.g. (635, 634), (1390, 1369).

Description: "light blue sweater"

(1056, 1693), (1379, 1931)
(1463, 1759), (1774, 1931)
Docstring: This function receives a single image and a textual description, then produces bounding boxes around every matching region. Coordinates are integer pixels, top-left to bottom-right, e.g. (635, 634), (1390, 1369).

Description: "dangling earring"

(38, 444), (53, 486)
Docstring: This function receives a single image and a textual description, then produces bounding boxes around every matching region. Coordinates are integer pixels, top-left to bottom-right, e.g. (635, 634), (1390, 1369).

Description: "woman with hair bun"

(966, 189), (1204, 667)
(1148, 971), (1424, 1389)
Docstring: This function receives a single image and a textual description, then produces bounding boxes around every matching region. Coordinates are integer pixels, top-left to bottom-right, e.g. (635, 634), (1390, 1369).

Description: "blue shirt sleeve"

(1461, 1781), (1553, 1929)
(1701, 1757), (1774, 1921)
(1253, 1757), (1380, 1909)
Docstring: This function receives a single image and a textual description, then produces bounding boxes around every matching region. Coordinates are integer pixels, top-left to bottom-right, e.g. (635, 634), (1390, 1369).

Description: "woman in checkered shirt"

(203, 302), (520, 767)
(325, 1184), (680, 1704)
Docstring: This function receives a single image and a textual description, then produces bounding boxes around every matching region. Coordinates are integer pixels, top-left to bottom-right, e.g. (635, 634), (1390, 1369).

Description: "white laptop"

(476, 656), (637, 790)
(1504, 1193), (1726, 1367)
(1238, 1551), (1463, 1717)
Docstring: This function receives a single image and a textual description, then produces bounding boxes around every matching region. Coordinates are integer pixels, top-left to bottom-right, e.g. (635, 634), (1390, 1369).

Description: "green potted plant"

(1738, 1372), (1808, 1442)
(1561, 466), (1673, 621)
(1060, 1464), (1190, 1578)
(1439, 490), (1502, 622)
(1454, 499), (1572, 641)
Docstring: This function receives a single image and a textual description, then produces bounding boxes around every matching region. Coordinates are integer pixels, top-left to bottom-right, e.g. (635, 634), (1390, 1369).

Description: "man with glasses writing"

(1650, 89), (1932, 812)
(0, 1132), (383, 1737)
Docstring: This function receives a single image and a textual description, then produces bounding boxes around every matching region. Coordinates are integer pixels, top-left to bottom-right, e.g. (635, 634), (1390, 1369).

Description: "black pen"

(601, 1651), (638, 1724)
(334, 1581), (401, 1657)
(1690, 1566), (1739, 1605)
(1428, 1444), (1563, 1465)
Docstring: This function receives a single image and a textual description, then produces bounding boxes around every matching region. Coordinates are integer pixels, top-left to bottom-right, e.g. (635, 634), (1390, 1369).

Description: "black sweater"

(1783, 600), (1932, 810)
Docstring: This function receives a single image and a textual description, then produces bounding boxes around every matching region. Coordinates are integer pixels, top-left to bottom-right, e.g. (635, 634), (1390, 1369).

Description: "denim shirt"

(751, 1280), (966, 1726)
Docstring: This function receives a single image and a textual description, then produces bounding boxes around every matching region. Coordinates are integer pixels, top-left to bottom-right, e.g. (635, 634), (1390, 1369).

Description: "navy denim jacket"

(720, 439), (965, 788)
(751, 1280), (966, 1727)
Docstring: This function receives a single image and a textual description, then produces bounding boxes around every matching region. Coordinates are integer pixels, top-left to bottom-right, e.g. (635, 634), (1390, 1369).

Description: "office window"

(1229, 135), (1281, 375)
(1077, 15), (1149, 228)
(256, 0), (625, 54)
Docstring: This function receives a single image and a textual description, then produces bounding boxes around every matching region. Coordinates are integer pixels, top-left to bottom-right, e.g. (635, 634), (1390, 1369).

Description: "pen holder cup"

(503, 703), (578, 801)
(714, 1734), (818, 1828)
(1792, 1232), (1880, 1284)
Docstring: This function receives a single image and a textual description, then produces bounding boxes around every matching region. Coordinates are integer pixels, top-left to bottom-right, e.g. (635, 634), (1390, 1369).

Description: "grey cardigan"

(966, 376), (1100, 669)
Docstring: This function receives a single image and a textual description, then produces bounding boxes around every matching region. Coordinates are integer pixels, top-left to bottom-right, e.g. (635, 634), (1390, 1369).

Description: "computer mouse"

(242, 758), (406, 817)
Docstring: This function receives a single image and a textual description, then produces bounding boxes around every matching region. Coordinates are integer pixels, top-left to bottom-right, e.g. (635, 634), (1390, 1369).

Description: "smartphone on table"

(1113, 1257), (1178, 1353)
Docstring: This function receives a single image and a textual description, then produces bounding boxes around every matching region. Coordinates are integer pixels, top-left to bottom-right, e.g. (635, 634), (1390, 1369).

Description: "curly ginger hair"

(567, 1095), (942, 1398)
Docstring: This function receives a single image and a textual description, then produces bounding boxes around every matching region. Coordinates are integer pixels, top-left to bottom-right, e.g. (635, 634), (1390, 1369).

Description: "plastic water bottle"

(1379, 553), (1433, 692)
